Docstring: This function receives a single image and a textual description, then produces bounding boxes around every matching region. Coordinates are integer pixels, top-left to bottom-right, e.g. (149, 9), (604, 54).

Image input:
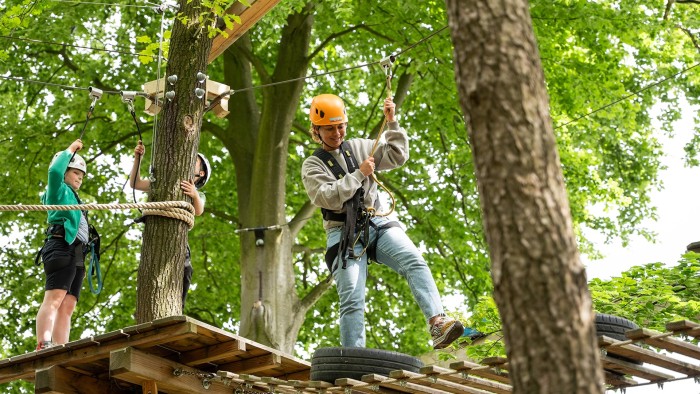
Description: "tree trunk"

(135, 0), (214, 323)
(444, 1), (603, 392)
(221, 4), (318, 353)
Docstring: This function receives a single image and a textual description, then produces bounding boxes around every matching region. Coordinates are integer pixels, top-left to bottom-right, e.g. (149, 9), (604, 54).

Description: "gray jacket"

(301, 121), (409, 229)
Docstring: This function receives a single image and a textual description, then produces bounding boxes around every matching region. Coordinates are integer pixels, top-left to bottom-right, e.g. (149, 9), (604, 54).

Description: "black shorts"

(42, 237), (86, 300)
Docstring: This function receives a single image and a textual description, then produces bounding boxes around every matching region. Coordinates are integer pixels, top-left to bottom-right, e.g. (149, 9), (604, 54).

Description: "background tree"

(0, 2), (698, 387)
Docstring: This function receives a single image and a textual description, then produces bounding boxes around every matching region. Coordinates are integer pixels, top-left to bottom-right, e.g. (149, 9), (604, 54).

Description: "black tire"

(595, 313), (642, 370)
(595, 313), (639, 341)
(310, 347), (423, 383)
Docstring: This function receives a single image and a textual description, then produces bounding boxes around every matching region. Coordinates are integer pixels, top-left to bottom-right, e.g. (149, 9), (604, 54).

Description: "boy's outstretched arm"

(129, 140), (151, 192)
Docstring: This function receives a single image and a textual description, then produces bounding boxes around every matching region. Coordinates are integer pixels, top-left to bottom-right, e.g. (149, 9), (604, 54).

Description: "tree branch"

(308, 23), (393, 61)
(297, 275), (333, 313)
(234, 37), (271, 84)
(289, 200), (317, 238)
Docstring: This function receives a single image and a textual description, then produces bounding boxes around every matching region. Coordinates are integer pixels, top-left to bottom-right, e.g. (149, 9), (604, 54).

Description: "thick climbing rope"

(367, 58), (397, 218)
(0, 201), (196, 229)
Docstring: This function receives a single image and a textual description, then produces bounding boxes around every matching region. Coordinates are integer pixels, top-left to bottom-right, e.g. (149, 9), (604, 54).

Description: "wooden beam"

(599, 336), (700, 376)
(626, 328), (700, 360)
(208, 0), (282, 63)
(418, 365), (512, 394)
(141, 380), (158, 394)
(361, 373), (448, 394)
(218, 352), (282, 374)
(601, 355), (675, 382)
(110, 347), (231, 394)
(179, 339), (246, 365)
(35, 365), (112, 394)
(0, 321), (199, 384)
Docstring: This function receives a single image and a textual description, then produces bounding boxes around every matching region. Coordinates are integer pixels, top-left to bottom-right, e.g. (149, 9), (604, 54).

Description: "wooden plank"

(599, 336), (700, 376)
(390, 369), (496, 394)
(626, 329), (700, 360)
(208, 0), (282, 63)
(0, 319), (200, 385)
(666, 320), (700, 339)
(420, 365), (512, 393)
(218, 352), (282, 374)
(35, 365), (112, 394)
(110, 347), (231, 394)
(601, 355), (675, 382)
(179, 339), (247, 365)
(362, 373), (455, 394)
(335, 377), (403, 393)
(604, 370), (637, 388)
(449, 360), (511, 384)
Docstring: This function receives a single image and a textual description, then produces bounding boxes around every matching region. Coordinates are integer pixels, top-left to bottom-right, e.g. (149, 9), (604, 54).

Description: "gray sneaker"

(430, 316), (465, 349)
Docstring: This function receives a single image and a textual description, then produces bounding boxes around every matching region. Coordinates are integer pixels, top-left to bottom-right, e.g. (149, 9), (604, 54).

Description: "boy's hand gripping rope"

(368, 55), (397, 218)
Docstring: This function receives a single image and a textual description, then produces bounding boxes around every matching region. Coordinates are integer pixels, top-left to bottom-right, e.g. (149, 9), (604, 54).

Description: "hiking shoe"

(430, 316), (464, 349)
(462, 327), (487, 341)
(35, 341), (52, 351)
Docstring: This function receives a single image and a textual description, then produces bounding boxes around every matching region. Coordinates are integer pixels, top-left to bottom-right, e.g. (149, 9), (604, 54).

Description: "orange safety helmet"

(309, 94), (348, 126)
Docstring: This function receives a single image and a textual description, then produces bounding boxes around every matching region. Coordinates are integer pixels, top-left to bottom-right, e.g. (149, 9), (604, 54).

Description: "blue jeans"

(327, 217), (444, 347)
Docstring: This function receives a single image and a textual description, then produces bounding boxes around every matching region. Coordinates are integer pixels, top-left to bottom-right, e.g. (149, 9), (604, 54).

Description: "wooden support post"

(110, 347), (231, 394)
(141, 380), (157, 394)
(35, 365), (112, 394)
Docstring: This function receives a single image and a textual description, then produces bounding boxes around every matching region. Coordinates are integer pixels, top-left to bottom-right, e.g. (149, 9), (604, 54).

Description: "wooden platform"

(1, 316), (700, 393)
(0, 316), (309, 393)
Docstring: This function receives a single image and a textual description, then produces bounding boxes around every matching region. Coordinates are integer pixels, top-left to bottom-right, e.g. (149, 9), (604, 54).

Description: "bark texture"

(135, 0), (214, 323)
(444, 1), (604, 392)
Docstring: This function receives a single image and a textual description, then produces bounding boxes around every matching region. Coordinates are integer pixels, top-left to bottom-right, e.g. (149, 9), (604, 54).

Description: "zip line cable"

(204, 25), (451, 112)
(1, 22), (697, 136)
(0, 35), (160, 59)
(150, 8), (167, 177)
(554, 61), (700, 129)
(46, 0), (155, 8)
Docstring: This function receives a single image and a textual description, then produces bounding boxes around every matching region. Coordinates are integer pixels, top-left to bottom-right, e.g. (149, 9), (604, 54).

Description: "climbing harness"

(85, 224), (102, 294)
(313, 142), (400, 272)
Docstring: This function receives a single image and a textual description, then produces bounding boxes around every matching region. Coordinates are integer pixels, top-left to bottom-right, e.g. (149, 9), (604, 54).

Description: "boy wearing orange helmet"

(302, 94), (482, 349)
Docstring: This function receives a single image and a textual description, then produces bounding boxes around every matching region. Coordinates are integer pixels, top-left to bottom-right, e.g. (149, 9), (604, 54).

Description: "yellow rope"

(0, 201), (196, 229)
(369, 71), (396, 218)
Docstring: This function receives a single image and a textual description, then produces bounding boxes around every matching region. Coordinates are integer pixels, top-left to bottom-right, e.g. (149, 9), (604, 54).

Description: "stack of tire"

(595, 313), (641, 375)
(310, 314), (639, 384)
(310, 347), (423, 384)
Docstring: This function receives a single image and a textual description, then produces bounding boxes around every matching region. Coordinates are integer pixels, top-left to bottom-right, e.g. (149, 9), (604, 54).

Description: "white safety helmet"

(52, 151), (87, 175)
(195, 153), (210, 189)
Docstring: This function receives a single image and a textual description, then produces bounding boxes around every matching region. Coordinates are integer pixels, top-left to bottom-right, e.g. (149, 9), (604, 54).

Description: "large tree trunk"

(221, 4), (320, 353)
(445, 1), (603, 392)
(135, 0), (213, 323)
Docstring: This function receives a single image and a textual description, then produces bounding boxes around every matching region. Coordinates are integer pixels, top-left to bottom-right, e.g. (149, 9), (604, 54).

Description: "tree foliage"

(0, 0), (698, 390)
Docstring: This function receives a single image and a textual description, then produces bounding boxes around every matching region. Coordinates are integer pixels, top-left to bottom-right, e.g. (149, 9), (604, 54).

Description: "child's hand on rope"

(360, 157), (375, 177)
(383, 97), (395, 122)
(134, 141), (145, 158)
(69, 139), (83, 153)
